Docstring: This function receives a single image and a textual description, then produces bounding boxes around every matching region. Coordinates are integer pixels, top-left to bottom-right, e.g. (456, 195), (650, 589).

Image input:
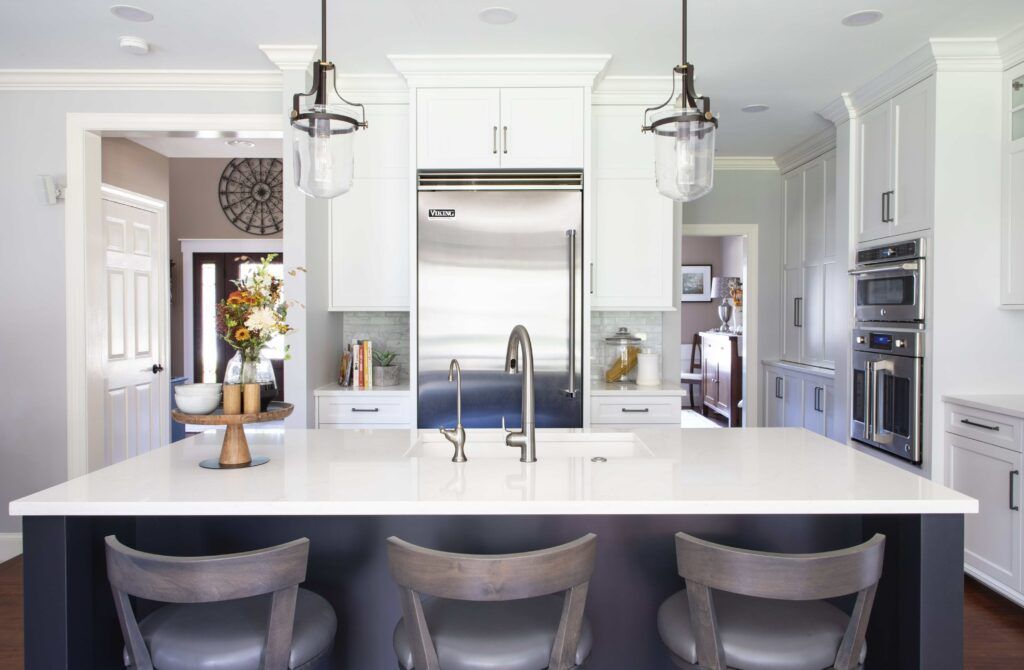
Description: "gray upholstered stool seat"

(394, 594), (593, 670)
(657, 589), (866, 670)
(128, 588), (336, 670)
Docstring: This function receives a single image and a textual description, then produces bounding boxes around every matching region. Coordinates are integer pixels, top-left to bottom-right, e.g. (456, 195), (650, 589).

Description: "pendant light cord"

(681, 0), (687, 65)
(321, 0), (327, 62)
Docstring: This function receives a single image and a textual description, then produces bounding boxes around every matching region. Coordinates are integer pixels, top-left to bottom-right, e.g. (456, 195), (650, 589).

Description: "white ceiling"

(125, 136), (282, 158)
(3, 1), (1023, 155)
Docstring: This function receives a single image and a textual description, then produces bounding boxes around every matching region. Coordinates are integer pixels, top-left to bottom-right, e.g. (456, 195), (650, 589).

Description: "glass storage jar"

(604, 327), (643, 384)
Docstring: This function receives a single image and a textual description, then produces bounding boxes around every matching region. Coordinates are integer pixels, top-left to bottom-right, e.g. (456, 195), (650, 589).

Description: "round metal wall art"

(218, 158), (284, 236)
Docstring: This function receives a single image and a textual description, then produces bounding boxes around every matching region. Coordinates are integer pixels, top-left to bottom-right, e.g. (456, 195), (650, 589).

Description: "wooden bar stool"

(387, 534), (597, 670)
(105, 536), (336, 670)
(658, 532), (885, 670)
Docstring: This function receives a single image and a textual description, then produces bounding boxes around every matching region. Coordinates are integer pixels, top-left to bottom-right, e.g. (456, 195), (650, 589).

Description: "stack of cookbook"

(339, 340), (373, 387)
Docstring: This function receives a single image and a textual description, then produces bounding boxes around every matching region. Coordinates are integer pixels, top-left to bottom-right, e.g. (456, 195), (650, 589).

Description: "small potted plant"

(373, 350), (400, 387)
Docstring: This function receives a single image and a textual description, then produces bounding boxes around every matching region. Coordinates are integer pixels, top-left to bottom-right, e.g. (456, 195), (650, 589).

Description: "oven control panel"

(852, 329), (923, 357)
(856, 238), (924, 265)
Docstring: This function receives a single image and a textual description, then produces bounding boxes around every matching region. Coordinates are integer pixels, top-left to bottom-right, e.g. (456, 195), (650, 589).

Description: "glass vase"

(224, 350), (278, 412)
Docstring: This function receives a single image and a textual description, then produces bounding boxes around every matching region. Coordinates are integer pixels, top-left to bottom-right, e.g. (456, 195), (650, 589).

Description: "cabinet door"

(764, 370), (785, 427)
(803, 158), (826, 265)
(821, 260), (843, 370)
(892, 79), (934, 236)
(592, 178), (675, 309)
(702, 339), (718, 407)
(783, 374), (804, 428)
(949, 434), (1022, 591)
(823, 384), (843, 443)
(716, 343), (731, 413)
(782, 267), (803, 363)
(802, 263), (824, 366)
(499, 88), (584, 168)
(416, 88), (500, 168)
(1003, 69), (1024, 306)
(857, 101), (893, 243)
(802, 378), (827, 436)
(783, 170), (804, 269)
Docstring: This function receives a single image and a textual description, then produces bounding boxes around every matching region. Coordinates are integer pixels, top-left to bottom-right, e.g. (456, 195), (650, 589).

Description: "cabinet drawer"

(317, 396), (412, 425)
(947, 404), (1021, 452)
(590, 396), (680, 424)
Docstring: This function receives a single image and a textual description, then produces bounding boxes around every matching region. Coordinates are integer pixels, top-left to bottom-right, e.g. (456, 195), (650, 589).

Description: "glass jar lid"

(605, 327), (642, 345)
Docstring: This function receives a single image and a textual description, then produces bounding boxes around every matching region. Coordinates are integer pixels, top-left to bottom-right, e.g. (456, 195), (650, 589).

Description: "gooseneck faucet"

(439, 359), (467, 462)
(502, 325), (537, 463)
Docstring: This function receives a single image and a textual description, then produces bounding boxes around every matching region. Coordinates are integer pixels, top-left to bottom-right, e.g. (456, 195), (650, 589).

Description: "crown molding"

(0, 69), (282, 91)
(775, 127), (836, 174)
(846, 43), (936, 116)
(592, 76), (673, 105)
(258, 44), (318, 71)
(715, 157), (778, 172)
(818, 93), (857, 125)
(930, 38), (1002, 72)
(999, 24), (1024, 70)
(388, 54), (611, 87)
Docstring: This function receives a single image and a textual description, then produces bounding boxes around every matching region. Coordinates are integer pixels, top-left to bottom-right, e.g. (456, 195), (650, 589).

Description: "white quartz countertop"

(590, 380), (688, 396)
(942, 394), (1024, 419)
(9, 427), (976, 517)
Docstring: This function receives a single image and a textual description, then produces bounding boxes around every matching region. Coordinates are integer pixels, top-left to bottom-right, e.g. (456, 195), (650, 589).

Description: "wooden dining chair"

(658, 532), (886, 670)
(105, 536), (336, 670)
(387, 534), (598, 670)
(680, 333), (703, 410)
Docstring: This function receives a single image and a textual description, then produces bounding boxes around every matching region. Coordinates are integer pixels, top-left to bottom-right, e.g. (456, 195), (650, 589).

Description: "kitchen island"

(11, 427), (976, 669)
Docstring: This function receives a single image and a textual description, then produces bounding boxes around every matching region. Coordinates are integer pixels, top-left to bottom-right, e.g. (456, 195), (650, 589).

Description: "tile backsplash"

(590, 311), (664, 379)
(341, 312), (410, 379)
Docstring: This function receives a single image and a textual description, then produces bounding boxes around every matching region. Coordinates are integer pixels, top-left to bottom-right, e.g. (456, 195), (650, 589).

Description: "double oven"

(849, 239), (925, 463)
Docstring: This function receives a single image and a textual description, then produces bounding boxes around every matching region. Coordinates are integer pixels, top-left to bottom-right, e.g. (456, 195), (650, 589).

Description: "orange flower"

(227, 291), (245, 305)
(234, 327), (251, 342)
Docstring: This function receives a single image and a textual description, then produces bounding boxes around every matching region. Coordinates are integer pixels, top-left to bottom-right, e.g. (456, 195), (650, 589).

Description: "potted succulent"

(373, 350), (401, 387)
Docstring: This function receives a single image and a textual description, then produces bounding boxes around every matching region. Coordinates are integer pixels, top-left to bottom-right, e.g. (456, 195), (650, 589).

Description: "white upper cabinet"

(783, 170), (804, 269)
(1002, 63), (1024, 308)
(499, 88), (585, 168)
(591, 105), (675, 311)
(416, 87), (584, 169)
(856, 77), (934, 243)
(330, 105), (410, 311)
(416, 88), (501, 169)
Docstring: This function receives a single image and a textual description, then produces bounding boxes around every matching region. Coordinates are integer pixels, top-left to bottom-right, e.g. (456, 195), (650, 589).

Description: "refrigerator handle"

(564, 230), (578, 398)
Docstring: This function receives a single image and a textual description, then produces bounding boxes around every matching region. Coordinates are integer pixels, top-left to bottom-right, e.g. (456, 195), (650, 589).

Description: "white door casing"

(93, 187), (169, 468)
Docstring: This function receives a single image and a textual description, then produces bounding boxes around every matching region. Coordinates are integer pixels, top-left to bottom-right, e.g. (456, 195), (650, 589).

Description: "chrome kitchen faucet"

(439, 359), (467, 462)
(502, 325), (537, 463)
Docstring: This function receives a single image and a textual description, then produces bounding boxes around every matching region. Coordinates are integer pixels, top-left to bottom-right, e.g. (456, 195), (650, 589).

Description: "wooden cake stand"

(171, 401), (293, 469)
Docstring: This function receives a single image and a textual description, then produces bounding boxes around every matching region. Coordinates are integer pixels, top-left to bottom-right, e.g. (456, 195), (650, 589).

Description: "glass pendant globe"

(652, 107), (716, 202)
(292, 104), (356, 199)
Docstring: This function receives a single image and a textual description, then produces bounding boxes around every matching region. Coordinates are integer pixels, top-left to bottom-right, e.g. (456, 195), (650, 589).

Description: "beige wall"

(169, 158), (283, 377)
(101, 138), (170, 202)
(680, 236), (724, 347)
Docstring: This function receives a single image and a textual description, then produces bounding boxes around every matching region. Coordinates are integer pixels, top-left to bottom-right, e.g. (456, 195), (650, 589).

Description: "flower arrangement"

(216, 254), (295, 364)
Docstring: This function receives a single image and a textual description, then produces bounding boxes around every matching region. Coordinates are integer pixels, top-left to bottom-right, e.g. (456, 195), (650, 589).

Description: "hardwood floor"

(0, 556), (1020, 668)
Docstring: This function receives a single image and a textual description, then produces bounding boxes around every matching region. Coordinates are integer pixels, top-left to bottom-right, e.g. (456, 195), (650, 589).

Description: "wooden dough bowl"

(171, 402), (293, 468)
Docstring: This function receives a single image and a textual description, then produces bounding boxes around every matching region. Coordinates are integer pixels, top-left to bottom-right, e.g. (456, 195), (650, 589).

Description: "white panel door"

(892, 79), (934, 236)
(950, 434), (1022, 591)
(498, 88), (585, 168)
(857, 102), (893, 243)
(592, 178), (675, 310)
(782, 267), (803, 363)
(102, 199), (166, 465)
(417, 88), (501, 168)
(783, 170), (804, 269)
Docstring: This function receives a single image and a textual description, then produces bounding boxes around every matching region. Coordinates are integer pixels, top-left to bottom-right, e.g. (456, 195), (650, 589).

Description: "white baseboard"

(0, 532), (22, 563)
(964, 565), (1024, 608)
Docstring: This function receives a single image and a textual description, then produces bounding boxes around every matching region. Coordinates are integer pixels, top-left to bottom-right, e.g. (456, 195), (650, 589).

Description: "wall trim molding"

(818, 93), (857, 125)
(0, 533), (22, 563)
(258, 45), (319, 71)
(715, 157), (779, 172)
(1000, 24), (1024, 71)
(388, 54), (612, 88)
(931, 38), (1003, 72)
(592, 75), (672, 105)
(775, 127), (837, 174)
(0, 69), (283, 91)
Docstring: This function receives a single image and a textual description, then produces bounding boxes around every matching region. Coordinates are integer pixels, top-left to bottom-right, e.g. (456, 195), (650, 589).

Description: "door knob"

(151, 364), (164, 374)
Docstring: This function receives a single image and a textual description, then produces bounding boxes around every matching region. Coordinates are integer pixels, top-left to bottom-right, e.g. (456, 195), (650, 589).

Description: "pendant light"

(291, 0), (367, 199)
(642, 0), (717, 202)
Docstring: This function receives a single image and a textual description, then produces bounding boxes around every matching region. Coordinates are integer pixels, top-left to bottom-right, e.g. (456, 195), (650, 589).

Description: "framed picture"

(681, 265), (713, 302)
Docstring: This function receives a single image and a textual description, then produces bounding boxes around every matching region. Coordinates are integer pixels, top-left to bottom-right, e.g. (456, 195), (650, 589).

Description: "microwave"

(850, 239), (925, 324)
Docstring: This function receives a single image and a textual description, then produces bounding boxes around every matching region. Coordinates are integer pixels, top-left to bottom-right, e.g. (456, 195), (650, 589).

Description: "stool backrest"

(674, 532), (885, 670)
(105, 535), (310, 670)
(387, 534), (597, 670)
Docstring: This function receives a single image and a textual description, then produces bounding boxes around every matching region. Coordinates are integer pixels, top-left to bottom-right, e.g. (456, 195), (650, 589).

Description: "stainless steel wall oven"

(850, 238), (925, 324)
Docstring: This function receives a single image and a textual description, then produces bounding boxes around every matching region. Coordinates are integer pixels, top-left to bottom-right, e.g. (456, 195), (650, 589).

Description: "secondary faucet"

(439, 359), (467, 463)
(502, 325), (537, 463)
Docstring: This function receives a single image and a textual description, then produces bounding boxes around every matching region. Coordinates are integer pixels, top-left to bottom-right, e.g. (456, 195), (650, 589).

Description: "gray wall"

(101, 138), (170, 203)
(0, 89), (278, 534)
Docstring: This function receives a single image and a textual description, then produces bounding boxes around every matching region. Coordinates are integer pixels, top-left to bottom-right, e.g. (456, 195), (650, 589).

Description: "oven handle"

(848, 261), (919, 276)
(863, 360), (874, 438)
(870, 360), (895, 444)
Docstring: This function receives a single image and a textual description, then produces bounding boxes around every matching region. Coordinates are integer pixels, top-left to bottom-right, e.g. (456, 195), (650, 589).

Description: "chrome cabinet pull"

(1011, 470), (1020, 511)
(492, 126), (498, 154)
(775, 376), (783, 399)
(793, 298), (802, 328)
(814, 386), (824, 413)
(503, 126), (509, 154)
(351, 407), (380, 413)
(621, 408), (650, 413)
(589, 262), (594, 294)
(564, 230), (578, 398)
(961, 418), (999, 431)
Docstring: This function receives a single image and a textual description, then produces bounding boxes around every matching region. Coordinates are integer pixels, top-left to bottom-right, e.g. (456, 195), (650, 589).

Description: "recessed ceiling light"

(110, 5), (154, 22)
(479, 7), (518, 25)
(226, 139), (256, 148)
(741, 104), (770, 113)
(841, 10), (884, 27)
(119, 36), (150, 55)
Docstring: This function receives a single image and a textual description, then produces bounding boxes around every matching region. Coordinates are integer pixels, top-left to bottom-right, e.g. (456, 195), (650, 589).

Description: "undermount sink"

(406, 430), (653, 460)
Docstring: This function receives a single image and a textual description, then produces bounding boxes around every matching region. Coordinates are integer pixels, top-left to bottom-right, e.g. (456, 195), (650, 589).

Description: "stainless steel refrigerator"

(417, 170), (583, 429)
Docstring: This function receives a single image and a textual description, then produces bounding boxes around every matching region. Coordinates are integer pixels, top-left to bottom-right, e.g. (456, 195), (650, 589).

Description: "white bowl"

(175, 383), (223, 396)
(174, 392), (221, 415)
